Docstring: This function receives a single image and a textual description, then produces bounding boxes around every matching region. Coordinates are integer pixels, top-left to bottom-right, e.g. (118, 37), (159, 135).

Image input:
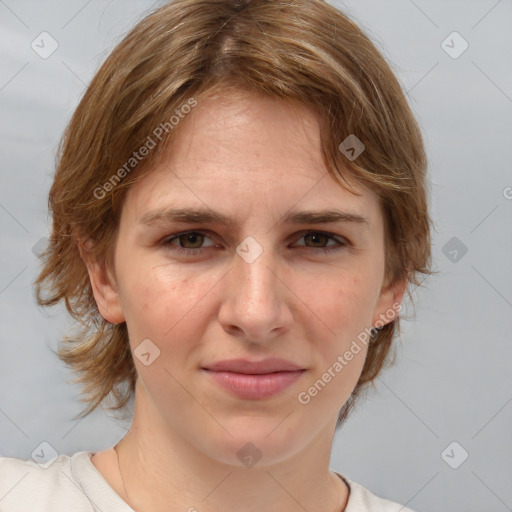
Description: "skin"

(83, 89), (407, 512)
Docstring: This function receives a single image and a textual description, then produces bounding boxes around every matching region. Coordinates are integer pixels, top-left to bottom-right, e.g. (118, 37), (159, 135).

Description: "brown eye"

(163, 231), (216, 255)
(303, 232), (331, 248)
(174, 232), (205, 249)
(293, 231), (347, 254)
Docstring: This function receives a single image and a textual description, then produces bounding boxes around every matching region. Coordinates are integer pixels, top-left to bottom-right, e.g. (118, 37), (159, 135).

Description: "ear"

(78, 240), (125, 324)
(371, 274), (408, 329)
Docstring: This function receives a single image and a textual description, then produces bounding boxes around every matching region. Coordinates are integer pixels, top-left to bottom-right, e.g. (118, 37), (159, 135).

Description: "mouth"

(202, 369), (306, 400)
(201, 358), (306, 400)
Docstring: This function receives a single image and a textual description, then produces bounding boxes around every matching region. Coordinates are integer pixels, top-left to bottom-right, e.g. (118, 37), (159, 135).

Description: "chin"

(201, 414), (309, 468)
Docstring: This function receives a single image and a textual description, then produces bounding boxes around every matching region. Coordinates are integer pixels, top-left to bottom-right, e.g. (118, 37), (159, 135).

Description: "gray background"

(0, 1), (511, 511)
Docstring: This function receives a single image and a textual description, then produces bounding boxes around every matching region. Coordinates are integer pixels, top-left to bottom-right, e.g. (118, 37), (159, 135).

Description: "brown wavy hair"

(34, 0), (434, 425)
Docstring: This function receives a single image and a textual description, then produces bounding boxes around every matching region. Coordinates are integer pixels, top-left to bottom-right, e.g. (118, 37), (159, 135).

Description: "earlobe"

(78, 240), (125, 325)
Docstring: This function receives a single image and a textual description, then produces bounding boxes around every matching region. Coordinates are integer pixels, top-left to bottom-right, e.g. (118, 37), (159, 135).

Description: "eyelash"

(162, 230), (348, 256)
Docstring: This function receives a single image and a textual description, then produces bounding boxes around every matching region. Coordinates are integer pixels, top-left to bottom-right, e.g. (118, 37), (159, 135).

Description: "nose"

(217, 241), (293, 344)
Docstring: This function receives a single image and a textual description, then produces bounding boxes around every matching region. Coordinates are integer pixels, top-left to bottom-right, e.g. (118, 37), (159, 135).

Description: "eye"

(161, 230), (348, 257)
(292, 231), (348, 254)
(163, 231), (216, 255)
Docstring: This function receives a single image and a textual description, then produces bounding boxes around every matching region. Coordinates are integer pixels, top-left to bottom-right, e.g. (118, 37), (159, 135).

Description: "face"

(87, 90), (405, 466)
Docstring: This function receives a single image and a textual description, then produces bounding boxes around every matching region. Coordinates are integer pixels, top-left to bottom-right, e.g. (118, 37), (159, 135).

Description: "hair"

(34, 0), (435, 425)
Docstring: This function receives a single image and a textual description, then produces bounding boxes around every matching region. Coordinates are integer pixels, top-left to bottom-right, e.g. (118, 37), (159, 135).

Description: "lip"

(203, 369), (305, 399)
(201, 358), (306, 400)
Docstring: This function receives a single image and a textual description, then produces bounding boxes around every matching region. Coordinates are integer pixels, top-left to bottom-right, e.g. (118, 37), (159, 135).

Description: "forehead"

(122, 91), (383, 228)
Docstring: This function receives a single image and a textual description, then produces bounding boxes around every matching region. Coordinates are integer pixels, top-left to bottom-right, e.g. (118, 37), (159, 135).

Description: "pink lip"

(202, 358), (306, 399)
(203, 369), (305, 399)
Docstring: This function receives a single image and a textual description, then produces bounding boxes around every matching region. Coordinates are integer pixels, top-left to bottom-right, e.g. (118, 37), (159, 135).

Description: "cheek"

(293, 276), (373, 413)
(296, 268), (379, 341)
(117, 261), (218, 343)
(116, 264), (214, 391)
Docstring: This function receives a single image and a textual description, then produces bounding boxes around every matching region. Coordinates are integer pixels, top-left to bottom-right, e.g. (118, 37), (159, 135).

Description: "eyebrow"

(139, 207), (369, 229)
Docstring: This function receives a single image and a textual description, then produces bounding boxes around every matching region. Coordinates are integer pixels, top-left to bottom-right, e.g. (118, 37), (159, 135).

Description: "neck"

(113, 382), (349, 512)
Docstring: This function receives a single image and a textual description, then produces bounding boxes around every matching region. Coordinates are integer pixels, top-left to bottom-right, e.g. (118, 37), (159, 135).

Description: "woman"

(0, 0), (432, 510)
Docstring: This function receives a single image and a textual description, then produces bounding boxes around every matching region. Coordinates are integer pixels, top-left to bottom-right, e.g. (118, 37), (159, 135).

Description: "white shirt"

(0, 451), (416, 511)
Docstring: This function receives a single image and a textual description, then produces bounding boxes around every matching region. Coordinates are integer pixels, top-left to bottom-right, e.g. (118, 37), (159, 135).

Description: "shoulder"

(0, 451), (95, 512)
(335, 473), (416, 512)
